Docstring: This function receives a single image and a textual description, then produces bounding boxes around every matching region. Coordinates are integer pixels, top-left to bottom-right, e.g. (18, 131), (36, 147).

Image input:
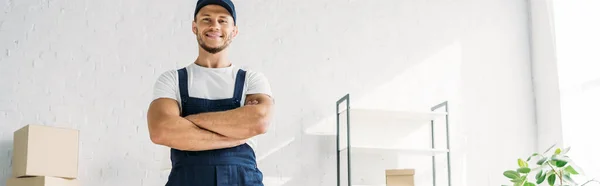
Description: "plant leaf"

(518, 158), (528, 168)
(564, 173), (577, 184)
(555, 148), (562, 155)
(537, 157), (548, 165)
(511, 176), (525, 183)
(565, 165), (579, 175)
(553, 159), (568, 167)
(524, 182), (536, 186)
(562, 146), (571, 154)
(518, 167), (531, 174)
(535, 170), (543, 179)
(527, 153), (540, 161)
(548, 173), (556, 186)
(512, 176), (526, 186)
(553, 154), (571, 161)
(568, 164), (585, 175)
(536, 170), (546, 184)
(544, 144), (557, 154)
(550, 159), (558, 166)
(536, 174), (546, 184)
(504, 170), (520, 179)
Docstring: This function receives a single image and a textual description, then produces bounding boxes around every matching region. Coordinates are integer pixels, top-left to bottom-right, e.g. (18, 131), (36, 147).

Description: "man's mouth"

(205, 32), (222, 39)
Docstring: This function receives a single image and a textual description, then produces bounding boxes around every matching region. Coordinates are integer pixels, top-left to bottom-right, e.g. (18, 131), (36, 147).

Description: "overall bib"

(166, 68), (264, 186)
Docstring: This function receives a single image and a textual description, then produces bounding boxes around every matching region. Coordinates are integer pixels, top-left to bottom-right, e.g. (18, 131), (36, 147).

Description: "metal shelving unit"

(332, 93), (451, 186)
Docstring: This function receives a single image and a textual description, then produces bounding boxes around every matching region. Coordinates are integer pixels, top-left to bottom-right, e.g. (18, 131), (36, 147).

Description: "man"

(146, 0), (274, 185)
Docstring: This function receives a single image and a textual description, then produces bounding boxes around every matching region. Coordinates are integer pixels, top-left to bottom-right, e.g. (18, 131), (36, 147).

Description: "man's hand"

(185, 94), (274, 139)
(245, 99), (259, 105)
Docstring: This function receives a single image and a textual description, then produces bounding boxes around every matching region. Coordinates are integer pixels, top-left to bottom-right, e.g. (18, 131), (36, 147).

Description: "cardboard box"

(6, 176), (79, 186)
(386, 169), (415, 186)
(12, 124), (79, 179)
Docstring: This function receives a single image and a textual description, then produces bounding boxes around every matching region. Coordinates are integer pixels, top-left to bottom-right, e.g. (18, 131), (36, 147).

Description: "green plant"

(502, 144), (598, 186)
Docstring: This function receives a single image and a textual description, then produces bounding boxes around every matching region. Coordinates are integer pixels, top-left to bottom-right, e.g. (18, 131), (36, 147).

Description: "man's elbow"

(255, 120), (269, 135)
(252, 116), (270, 135)
(149, 126), (169, 145)
(246, 105), (272, 136)
(149, 131), (163, 145)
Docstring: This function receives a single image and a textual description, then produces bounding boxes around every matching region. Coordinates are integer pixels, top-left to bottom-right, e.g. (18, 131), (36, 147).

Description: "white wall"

(528, 0), (566, 152)
(453, 1), (536, 185)
(0, 0), (536, 186)
(525, 0), (600, 184)
(553, 0), (600, 183)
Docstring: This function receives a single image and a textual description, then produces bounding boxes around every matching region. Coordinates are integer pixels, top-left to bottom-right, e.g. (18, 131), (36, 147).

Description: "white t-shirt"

(152, 63), (273, 149)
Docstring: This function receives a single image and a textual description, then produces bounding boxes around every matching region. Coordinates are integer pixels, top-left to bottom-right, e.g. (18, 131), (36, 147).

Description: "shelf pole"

(336, 94), (351, 186)
(432, 101), (451, 186)
(346, 96), (351, 186)
(431, 112), (437, 186)
(336, 97), (340, 186)
(445, 102), (451, 186)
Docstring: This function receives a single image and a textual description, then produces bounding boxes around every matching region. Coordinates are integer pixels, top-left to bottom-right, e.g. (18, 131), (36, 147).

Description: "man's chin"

(200, 45), (226, 54)
(203, 43), (222, 49)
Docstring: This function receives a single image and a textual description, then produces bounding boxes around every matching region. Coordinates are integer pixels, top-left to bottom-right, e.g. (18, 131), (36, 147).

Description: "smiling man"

(146, 0), (274, 185)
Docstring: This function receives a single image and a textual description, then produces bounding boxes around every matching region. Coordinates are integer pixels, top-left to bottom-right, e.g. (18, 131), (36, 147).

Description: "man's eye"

(219, 20), (227, 23)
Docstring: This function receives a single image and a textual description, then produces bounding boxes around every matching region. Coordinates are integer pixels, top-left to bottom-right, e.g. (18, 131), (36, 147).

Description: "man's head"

(192, 0), (237, 54)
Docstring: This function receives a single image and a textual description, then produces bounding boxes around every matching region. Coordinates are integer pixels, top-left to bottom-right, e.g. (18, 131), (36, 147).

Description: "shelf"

(333, 96), (451, 186)
(305, 108), (447, 136)
(339, 146), (449, 156)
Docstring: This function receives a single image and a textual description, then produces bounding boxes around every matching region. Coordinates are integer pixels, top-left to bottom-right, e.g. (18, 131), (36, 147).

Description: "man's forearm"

(185, 104), (270, 139)
(150, 116), (246, 151)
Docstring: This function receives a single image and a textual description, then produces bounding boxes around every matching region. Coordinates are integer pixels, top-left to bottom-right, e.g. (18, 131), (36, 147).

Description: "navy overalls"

(166, 68), (264, 186)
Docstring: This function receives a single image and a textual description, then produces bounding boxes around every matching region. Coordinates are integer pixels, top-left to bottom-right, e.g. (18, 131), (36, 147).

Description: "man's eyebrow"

(200, 14), (230, 18)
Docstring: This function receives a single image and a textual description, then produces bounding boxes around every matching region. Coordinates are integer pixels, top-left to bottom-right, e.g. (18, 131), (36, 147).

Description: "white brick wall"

(1, 0), (536, 185)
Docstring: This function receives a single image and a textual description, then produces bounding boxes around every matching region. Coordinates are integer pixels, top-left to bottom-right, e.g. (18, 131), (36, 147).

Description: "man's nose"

(208, 20), (221, 29)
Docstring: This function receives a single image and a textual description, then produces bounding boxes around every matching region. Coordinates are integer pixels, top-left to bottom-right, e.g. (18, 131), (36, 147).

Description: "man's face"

(193, 5), (237, 54)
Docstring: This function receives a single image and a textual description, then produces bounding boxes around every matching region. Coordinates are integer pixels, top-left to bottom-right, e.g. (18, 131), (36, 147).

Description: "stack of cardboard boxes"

(6, 124), (80, 186)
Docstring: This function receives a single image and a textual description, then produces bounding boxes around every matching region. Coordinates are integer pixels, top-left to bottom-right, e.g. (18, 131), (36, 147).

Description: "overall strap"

(233, 69), (247, 102)
(177, 68), (189, 103)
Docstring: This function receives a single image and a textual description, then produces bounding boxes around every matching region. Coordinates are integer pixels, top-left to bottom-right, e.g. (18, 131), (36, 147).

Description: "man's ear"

(231, 26), (239, 38)
(192, 21), (198, 35)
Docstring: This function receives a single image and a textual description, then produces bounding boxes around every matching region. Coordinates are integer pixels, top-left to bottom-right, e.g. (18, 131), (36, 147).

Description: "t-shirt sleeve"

(152, 70), (180, 102)
(246, 71), (274, 99)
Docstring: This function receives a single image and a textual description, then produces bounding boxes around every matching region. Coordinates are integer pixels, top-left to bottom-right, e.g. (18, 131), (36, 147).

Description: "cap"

(194, 0), (237, 25)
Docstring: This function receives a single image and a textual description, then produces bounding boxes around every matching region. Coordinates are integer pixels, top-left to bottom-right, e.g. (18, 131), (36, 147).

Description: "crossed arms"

(147, 94), (274, 151)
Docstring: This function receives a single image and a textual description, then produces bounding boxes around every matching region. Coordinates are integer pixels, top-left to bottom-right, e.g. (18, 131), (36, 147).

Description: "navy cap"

(194, 0), (236, 25)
